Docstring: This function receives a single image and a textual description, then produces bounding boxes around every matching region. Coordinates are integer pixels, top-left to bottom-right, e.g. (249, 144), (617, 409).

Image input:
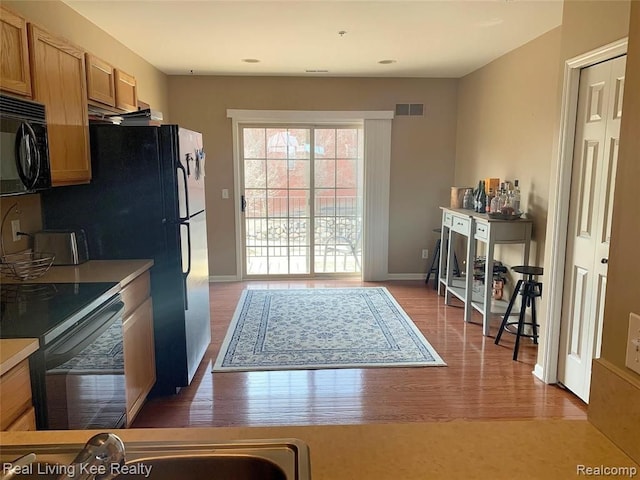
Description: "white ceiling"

(63, 0), (563, 78)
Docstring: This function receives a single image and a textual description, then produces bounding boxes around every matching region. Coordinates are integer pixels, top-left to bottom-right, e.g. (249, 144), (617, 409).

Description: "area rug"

(213, 287), (446, 372)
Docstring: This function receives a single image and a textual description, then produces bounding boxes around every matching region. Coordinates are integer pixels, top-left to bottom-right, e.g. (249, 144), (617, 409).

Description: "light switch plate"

(626, 312), (640, 375)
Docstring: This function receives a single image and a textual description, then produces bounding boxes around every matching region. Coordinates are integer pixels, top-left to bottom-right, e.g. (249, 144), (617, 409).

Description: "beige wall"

(455, 27), (562, 272)
(540, 0), (631, 367)
(599, 2), (639, 371)
(588, 1), (639, 463)
(458, 0), (636, 461)
(167, 76), (459, 276)
(0, 194), (42, 255)
(3, 0), (169, 115)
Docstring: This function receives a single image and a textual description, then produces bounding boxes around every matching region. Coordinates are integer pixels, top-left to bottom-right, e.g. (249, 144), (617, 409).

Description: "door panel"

(183, 211), (211, 384)
(178, 128), (206, 216)
(559, 55), (626, 402)
(241, 126), (363, 277)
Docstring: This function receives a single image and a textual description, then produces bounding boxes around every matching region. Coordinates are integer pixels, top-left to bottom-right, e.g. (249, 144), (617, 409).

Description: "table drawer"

(451, 215), (471, 235)
(475, 222), (489, 241)
(443, 211), (453, 227)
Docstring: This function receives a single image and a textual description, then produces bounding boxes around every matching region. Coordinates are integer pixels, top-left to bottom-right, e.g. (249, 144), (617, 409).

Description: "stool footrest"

(503, 322), (540, 339)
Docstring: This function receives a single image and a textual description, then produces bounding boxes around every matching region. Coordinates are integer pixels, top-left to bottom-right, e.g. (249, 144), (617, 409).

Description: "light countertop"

(0, 420), (638, 479)
(0, 259), (153, 287)
(1, 260), (153, 370)
(0, 338), (39, 376)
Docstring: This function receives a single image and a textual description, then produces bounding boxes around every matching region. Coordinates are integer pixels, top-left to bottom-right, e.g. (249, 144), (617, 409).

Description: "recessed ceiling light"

(477, 18), (504, 27)
(242, 58), (260, 63)
(378, 60), (397, 65)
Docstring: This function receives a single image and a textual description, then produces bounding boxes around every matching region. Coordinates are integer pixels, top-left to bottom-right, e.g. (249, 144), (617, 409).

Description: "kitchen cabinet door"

(123, 296), (156, 426)
(115, 68), (138, 112)
(85, 53), (116, 107)
(28, 24), (91, 185)
(0, 360), (35, 431)
(0, 7), (31, 97)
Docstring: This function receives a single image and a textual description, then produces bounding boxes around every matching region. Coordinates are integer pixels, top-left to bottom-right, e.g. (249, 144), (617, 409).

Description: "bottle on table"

(478, 181), (487, 213)
(463, 188), (474, 210)
(486, 188), (494, 213)
(512, 179), (521, 213)
(474, 180), (483, 212)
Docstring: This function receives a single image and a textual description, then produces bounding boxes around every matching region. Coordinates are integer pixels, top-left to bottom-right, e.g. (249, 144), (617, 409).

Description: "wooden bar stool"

(494, 265), (543, 360)
(425, 228), (459, 289)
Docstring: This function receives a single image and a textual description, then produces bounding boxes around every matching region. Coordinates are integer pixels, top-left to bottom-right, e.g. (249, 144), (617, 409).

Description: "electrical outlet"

(222, 189), (229, 199)
(421, 249), (429, 260)
(11, 219), (21, 242)
(626, 312), (640, 375)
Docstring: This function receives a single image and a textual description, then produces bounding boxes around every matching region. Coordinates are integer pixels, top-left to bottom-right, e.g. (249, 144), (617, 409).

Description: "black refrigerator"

(41, 123), (211, 396)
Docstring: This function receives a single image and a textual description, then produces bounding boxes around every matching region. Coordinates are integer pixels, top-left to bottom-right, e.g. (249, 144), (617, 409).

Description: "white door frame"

(227, 109), (394, 281)
(537, 38), (628, 384)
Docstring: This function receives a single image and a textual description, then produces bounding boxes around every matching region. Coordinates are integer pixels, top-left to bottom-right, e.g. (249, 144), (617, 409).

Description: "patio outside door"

(241, 125), (363, 277)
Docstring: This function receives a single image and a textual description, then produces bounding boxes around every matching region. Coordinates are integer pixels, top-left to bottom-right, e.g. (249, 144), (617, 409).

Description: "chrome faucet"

(57, 433), (125, 480)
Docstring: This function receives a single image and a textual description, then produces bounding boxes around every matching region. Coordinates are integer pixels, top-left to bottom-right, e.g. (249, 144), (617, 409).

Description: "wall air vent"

(409, 104), (424, 116)
(395, 104), (410, 116)
(395, 103), (424, 116)
(305, 69), (329, 73)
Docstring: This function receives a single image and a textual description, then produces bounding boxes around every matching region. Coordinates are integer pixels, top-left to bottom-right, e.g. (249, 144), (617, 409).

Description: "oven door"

(42, 295), (126, 429)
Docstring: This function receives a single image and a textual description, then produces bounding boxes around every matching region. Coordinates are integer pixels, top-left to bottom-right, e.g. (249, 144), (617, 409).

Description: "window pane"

(245, 189), (266, 218)
(314, 159), (335, 188)
(336, 129), (359, 158)
(336, 159), (357, 188)
(267, 159), (288, 188)
(289, 158), (310, 188)
(244, 159), (266, 188)
(289, 129), (310, 159)
(267, 189), (288, 218)
(243, 128), (265, 159)
(314, 129), (335, 159)
(289, 191), (309, 217)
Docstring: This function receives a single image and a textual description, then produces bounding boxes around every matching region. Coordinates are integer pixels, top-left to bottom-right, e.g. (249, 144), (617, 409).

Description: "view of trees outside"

(242, 126), (363, 275)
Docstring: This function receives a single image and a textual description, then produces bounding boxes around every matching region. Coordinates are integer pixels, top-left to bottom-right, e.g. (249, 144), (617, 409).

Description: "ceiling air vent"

(395, 104), (424, 116)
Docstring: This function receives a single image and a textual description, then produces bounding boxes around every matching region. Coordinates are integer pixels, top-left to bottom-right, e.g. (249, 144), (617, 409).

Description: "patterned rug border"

(213, 287), (446, 372)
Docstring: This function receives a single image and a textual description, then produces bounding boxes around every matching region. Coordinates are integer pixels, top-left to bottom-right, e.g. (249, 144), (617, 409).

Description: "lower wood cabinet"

(1, 359), (36, 431)
(121, 271), (156, 426)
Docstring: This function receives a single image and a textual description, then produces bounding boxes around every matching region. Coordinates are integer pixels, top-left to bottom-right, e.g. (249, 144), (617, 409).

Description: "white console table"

(437, 207), (533, 336)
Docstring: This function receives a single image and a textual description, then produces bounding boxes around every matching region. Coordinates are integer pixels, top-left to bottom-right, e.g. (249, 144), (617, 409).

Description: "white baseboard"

(209, 275), (240, 283)
(209, 274), (427, 282)
(533, 363), (545, 382)
(387, 273), (427, 281)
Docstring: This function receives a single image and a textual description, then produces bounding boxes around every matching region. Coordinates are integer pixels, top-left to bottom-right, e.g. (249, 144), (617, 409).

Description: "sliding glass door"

(241, 125), (363, 277)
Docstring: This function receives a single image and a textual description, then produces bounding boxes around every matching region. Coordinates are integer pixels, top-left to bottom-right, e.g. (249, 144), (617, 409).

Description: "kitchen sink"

(0, 438), (310, 479)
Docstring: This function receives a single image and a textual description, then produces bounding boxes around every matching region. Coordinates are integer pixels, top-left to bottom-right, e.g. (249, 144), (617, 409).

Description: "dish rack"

(0, 251), (55, 281)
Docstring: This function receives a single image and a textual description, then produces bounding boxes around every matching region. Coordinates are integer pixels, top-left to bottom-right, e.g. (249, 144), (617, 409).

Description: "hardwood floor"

(131, 279), (586, 428)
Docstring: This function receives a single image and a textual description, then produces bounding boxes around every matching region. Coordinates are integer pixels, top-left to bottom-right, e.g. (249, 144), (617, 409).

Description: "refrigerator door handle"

(181, 221), (192, 310)
(177, 161), (190, 221)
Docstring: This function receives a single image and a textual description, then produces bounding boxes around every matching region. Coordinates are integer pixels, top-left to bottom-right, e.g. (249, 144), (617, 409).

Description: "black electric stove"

(0, 281), (120, 345)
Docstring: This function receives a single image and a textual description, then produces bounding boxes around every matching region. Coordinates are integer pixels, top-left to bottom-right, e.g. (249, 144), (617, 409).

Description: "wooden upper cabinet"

(28, 24), (91, 185)
(115, 68), (138, 112)
(85, 53), (116, 107)
(0, 7), (32, 97)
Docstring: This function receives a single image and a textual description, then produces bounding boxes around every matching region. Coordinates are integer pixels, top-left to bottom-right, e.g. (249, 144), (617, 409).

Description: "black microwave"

(0, 94), (51, 196)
